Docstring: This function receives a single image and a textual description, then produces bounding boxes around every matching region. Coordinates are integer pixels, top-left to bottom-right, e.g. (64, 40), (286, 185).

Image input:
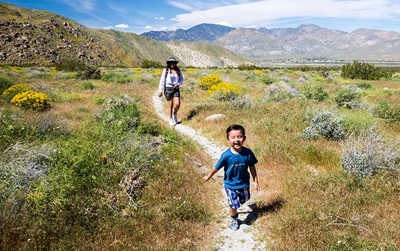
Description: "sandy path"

(152, 94), (266, 251)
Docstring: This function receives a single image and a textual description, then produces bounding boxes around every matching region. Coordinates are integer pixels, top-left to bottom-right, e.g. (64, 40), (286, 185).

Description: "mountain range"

(142, 23), (400, 64)
(2, 2), (400, 68)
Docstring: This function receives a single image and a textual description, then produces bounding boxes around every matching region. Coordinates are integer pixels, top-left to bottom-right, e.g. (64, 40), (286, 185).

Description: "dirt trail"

(153, 94), (267, 251)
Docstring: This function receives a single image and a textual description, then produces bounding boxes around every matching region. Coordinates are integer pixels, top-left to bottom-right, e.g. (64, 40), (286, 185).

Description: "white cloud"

(115, 23), (130, 29)
(155, 16), (165, 20)
(169, 0), (400, 29)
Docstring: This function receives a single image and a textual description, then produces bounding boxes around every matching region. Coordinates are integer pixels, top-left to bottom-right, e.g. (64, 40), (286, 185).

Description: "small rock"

(205, 114), (226, 121)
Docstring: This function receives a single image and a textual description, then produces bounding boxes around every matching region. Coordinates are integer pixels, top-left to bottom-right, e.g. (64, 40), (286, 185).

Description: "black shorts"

(164, 87), (180, 100)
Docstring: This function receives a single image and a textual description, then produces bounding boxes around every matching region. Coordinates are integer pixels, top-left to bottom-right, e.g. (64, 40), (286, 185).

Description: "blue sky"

(3, 0), (400, 34)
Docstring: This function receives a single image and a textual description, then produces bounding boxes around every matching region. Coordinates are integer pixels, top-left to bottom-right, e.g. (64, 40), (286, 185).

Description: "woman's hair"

(226, 124), (245, 139)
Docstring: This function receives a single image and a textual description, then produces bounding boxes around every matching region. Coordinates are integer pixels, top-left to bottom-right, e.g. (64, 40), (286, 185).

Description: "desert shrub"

(300, 85), (329, 101)
(265, 83), (298, 102)
(11, 91), (51, 111)
(340, 127), (400, 176)
(341, 61), (392, 80)
(80, 81), (95, 90)
(373, 101), (400, 121)
(198, 74), (222, 90)
(301, 110), (345, 141)
(100, 94), (140, 134)
(0, 77), (13, 94)
(230, 95), (252, 109)
(259, 74), (276, 85)
(76, 66), (101, 80)
(334, 85), (361, 109)
(141, 59), (163, 68)
(103, 94), (134, 111)
(53, 60), (87, 71)
(357, 82), (373, 89)
(320, 66), (329, 78)
(208, 82), (242, 101)
(0, 108), (68, 151)
(101, 72), (133, 83)
(2, 84), (31, 102)
(237, 63), (260, 71)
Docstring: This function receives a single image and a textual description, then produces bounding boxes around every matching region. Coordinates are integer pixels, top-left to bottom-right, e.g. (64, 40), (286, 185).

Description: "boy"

(203, 124), (260, 230)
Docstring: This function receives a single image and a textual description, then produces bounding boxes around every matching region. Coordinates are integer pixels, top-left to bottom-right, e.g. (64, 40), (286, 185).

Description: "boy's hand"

(158, 92), (163, 97)
(202, 175), (209, 182)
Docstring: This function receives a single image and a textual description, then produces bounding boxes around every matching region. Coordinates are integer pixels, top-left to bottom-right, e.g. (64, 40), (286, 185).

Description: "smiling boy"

(203, 124), (260, 230)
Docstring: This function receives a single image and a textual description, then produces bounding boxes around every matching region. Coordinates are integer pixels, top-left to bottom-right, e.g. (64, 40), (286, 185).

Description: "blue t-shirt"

(215, 147), (258, 189)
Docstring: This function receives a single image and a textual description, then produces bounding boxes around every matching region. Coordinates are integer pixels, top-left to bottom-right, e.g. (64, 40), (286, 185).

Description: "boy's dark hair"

(226, 124), (246, 139)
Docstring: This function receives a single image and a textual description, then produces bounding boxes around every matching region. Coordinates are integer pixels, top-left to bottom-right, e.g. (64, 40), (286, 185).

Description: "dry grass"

(1, 66), (399, 250)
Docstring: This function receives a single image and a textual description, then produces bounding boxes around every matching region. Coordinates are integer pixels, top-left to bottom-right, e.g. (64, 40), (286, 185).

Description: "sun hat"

(166, 57), (179, 64)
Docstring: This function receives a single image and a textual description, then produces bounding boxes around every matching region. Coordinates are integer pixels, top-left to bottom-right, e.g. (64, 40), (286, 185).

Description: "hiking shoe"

(229, 217), (239, 230)
(173, 113), (178, 124)
(169, 119), (176, 126)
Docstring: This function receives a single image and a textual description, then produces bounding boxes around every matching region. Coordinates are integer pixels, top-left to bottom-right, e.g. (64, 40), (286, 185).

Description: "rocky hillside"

(0, 3), (246, 67)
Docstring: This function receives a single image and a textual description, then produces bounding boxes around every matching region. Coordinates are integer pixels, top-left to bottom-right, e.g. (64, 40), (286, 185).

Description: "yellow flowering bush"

(208, 82), (242, 101)
(2, 84), (31, 102)
(11, 90), (51, 111)
(198, 74), (222, 90)
(153, 69), (162, 77)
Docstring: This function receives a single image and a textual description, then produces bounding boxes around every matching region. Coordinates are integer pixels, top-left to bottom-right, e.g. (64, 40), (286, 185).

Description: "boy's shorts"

(164, 87), (180, 100)
(225, 186), (250, 209)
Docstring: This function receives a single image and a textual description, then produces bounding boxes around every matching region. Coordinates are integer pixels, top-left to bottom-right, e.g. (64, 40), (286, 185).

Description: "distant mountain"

(144, 23), (400, 62)
(141, 23), (236, 42)
(0, 3), (246, 68)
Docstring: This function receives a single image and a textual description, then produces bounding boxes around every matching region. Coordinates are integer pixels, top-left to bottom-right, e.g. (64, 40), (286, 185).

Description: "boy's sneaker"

(173, 113), (178, 124)
(169, 118), (176, 126)
(229, 217), (239, 230)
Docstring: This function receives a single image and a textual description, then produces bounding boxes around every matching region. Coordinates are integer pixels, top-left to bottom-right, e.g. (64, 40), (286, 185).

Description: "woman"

(158, 57), (184, 126)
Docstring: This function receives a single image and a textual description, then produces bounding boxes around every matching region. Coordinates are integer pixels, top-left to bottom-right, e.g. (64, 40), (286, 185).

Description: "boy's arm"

(203, 168), (218, 182)
(249, 165), (260, 191)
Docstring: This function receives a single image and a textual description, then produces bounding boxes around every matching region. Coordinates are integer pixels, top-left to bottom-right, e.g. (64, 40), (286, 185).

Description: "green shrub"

(340, 127), (400, 176)
(259, 74), (276, 85)
(80, 81), (95, 90)
(53, 60), (87, 71)
(101, 72), (133, 83)
(334, 85), (361, 109)
(0, 77), (13, 94)
(341, 61), (392, 80)
(76, 66), (101, 80)
(197, 74), (222, 90)
(11, 91), (51, 111)
(373, 101), (400, 121)
(237, 63), (260, 71)
(141, 59), (163, 68)
(2, 84), (31, 102)
(357, 82), (373, 89)
(300, 85), (329, 101)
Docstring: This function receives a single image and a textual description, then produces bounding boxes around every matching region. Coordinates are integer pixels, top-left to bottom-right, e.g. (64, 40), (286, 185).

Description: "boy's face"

(227, 129), (246, 152)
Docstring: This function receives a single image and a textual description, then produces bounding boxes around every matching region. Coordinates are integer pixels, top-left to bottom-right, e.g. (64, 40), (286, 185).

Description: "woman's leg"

(167, 99), (173, 119)
(173, 96), (180, 115)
